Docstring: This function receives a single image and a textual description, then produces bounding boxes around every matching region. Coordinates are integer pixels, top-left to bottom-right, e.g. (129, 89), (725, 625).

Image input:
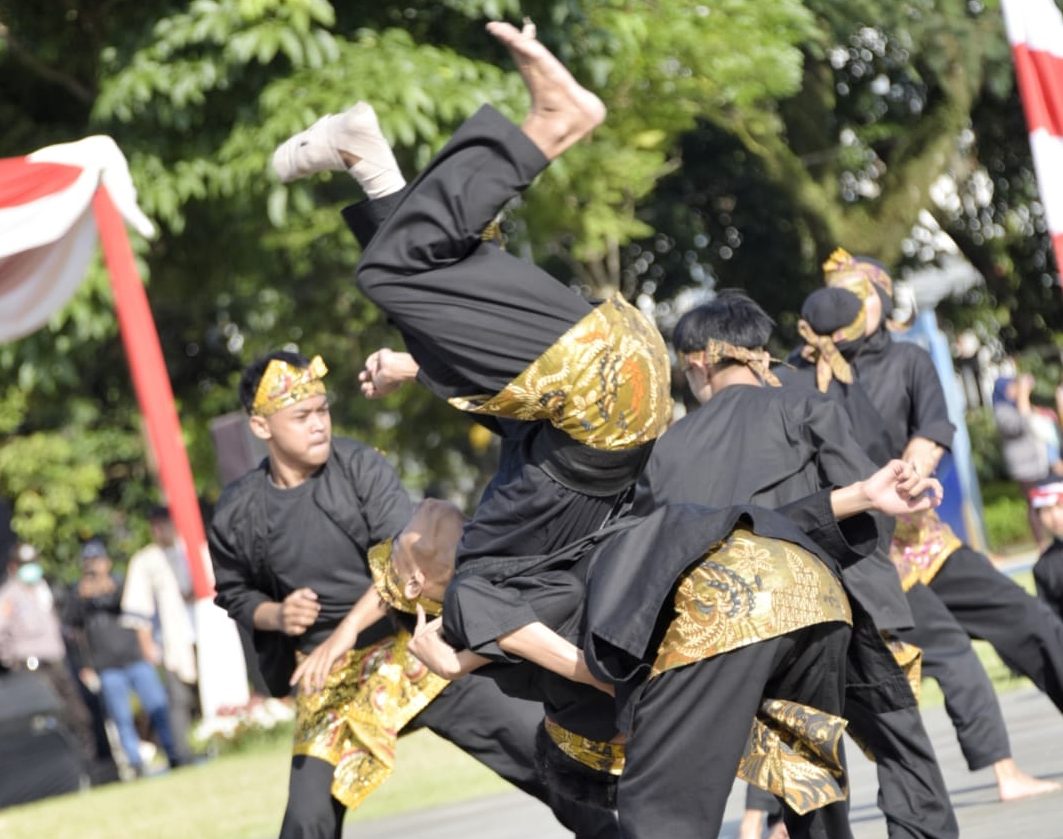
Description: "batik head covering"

(679, 339), (781, 387)
(367, 538), (443, 617)
(1029, 479), (1063, 510)
(823, 247), (894, 318)
(252, 355), (329, 417)
(796, 287), (866, 392)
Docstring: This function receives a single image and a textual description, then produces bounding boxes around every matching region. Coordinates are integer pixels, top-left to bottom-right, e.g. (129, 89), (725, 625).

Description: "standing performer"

(788, 256), (1063, 801)
(210, 350), (570, 839)
(649, 290), (956, 839)
(1030, 479), (1063, 619)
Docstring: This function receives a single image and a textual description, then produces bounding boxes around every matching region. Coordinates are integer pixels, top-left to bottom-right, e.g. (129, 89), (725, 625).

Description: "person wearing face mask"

(785, 254), (1063, 802)
(0, 542), (96, 768)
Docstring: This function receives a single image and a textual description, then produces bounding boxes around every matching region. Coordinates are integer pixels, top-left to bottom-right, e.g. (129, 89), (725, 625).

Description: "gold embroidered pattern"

(883, 634), (923, 702)
(448, 294), (672, 451)
(543, 718), (625, 776)
(680, 339), (782, 387)
(367, 538), (443, 617)
(291, 629), (448, 810)
(650, 528), (852, 677)
(738, 699), (849, 815)
(889, 509), (961, 591)
(252, 355), (328, 417)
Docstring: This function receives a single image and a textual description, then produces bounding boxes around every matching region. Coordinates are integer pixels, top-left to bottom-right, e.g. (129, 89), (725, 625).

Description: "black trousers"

(355, 105), (591, 400)
(618, 623), (853, 839)
(747, 605), (958, 839)
(898, 545), (1063, 770)
(278, 674), (615, 839)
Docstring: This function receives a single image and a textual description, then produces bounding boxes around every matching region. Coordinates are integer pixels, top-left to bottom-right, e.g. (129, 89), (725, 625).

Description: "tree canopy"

(1, 0), (1059, 575)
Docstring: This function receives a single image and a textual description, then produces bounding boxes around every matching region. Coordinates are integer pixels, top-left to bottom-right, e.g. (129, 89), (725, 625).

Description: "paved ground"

(348, 684), (1063, 838)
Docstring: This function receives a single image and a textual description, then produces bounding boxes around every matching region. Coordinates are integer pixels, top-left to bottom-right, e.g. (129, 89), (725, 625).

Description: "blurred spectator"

(122, 508), (197, 762)
(1031, 480), (1063, 621)
(63, 539), (184, 776)
(993, 374), (1063, 547)
(0, 542), (96, 765)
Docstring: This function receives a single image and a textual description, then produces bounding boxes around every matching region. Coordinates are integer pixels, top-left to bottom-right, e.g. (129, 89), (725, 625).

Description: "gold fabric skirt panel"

(291, 630), (449, 810)
(448, 294), (672, 450)
(738, 699), (849, 815)
(890, 509), (962, 591)
(651, 527), (852, 677)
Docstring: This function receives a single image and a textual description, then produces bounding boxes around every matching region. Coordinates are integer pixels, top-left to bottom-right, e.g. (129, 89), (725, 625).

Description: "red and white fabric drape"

(1003, 0), (1063, 285)
(0, 136), (155, 341)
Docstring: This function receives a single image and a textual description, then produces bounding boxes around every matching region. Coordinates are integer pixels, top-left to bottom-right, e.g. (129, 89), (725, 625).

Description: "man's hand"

(359, 349), (420, 399)
(408, 605), (464, 679)
(279, 588), (319, 636)
(900, 436), (944, 479)
(290, 621), (357, 694)
(862, 460), (942, 517)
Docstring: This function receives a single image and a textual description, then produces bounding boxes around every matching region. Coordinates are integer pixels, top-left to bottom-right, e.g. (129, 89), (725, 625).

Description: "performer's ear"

(249, 414), (272, 441)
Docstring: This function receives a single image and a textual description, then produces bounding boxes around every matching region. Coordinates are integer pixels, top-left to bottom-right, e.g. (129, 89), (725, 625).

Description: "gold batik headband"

(796, 315), (861, 393)
(680, 339), (781, 387)
(823, 247), (893, 300)
(252, 355), (329, 417)
(367, 538), (443, 617)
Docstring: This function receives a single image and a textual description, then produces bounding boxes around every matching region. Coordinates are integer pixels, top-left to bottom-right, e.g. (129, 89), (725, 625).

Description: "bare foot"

(994, 757), (1062, 801)
(486, 19), (605, 159)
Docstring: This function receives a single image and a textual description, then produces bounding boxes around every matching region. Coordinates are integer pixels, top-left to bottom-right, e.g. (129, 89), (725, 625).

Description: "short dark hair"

(672, 290), (775, 354)
(238, 350), (310, 413)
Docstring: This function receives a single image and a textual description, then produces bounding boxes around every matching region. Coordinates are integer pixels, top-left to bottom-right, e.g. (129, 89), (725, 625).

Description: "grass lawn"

(0, 729), (511, 839)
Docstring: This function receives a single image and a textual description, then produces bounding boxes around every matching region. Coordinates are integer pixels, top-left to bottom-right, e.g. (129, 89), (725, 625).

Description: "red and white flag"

(0, 136), (155, 342)
(1003, 0), (1063, 285)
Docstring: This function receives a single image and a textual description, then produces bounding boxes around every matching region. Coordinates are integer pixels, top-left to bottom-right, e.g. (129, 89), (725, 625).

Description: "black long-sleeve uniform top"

(788, 328), (955, 462)
(210, 437), (412, 695)
(1034, 539), (1063, 621)
(632, 384), (909, 631)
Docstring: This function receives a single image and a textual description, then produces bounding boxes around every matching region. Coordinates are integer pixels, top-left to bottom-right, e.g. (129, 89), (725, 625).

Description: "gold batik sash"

(883, 634), (923, 702)
(889, 509), (962, 591)
(738, 699), (849, 815)
(543, 718), (625, 776)
(544, 702), (848, 815)
(448, 294), (672, 451)
(651, 527), (852, 676)
(292, 629), (449, 809)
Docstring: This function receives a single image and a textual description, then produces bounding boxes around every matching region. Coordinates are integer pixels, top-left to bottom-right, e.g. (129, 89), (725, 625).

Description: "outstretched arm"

(409, 606), (613, 695)
(830, 459), (942, 520)
(290, 586), (388, 693)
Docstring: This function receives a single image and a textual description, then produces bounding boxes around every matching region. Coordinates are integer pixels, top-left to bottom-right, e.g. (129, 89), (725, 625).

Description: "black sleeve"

(776, 488), (878, 568)
(1034, 553), (1063, 621)
(345, 445), (414, 544)
(906, 348), (955, 450)
(443, 576), (539, 661)
(209, 498), (271, 631)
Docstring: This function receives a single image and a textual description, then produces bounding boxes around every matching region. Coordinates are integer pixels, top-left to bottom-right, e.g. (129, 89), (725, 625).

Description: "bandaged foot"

(271, 103), (406, 198)
(486, 19), (605, 160)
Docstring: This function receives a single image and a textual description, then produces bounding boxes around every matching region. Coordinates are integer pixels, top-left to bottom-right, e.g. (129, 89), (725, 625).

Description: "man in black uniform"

(1031, 479), (1063, 618)
(651, 291), (956, 839)
(210, 350), (568, 839)
(789, 254), (1063, 801)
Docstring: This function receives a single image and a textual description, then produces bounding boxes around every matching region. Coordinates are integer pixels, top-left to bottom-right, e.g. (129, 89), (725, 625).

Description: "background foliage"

(1, 0), (1059, 575)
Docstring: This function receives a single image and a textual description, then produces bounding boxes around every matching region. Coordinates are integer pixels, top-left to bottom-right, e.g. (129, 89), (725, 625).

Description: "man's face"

(251, 393), (332, 468)
(683, 364), (713, 405)
(1039, 504), (1063, 539)
(391, 499), (463, 601)
(151, 518), (176, 546)
(863, 291), (883, 336)
(83, 556), (111, 578)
